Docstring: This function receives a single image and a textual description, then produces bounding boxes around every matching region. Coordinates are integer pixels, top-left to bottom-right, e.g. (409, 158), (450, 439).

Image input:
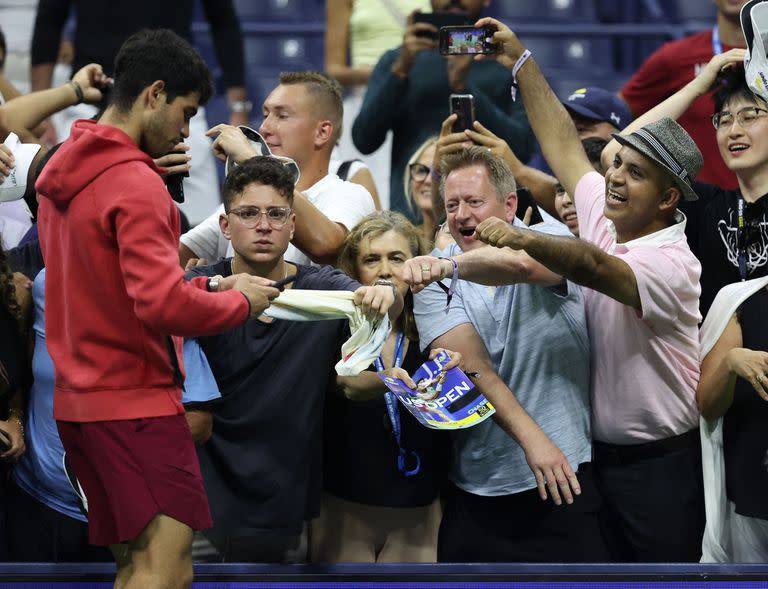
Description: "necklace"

(231, 258), (288, 281)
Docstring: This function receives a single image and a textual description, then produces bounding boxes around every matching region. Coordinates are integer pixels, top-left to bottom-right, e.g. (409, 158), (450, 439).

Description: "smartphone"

(439, 25), (497, 56)
(164, 143), (190, 204)
(412, 11), (469, 39)
(450, 93), (475, 133)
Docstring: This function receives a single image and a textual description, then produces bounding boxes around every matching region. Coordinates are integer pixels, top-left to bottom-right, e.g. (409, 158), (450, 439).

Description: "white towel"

(264, 289), (390, 376)
(699, 275), (768, 562)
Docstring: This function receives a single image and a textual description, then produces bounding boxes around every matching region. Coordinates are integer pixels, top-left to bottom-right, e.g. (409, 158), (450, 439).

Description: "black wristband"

(69, 80), (84, 104)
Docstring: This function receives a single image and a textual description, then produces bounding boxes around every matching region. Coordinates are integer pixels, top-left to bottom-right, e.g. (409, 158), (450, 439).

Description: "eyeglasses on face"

(409, 163), (433, 182)
(711, 106), (768, 130)
(228, 206), (292, 228)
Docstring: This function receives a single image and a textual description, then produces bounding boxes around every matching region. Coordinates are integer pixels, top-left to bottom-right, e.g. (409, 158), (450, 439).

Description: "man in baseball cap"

(563, 87), (634, 140)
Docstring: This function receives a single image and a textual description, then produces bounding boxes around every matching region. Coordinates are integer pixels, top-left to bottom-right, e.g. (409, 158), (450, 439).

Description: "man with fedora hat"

(469, 17), (706, 562)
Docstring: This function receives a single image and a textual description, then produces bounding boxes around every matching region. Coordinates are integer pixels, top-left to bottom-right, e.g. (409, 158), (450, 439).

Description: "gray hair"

(440, 146), (517, 203)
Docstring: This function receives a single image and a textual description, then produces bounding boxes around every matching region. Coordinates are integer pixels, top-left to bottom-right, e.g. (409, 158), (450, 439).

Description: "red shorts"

(57, 414), (212, 546)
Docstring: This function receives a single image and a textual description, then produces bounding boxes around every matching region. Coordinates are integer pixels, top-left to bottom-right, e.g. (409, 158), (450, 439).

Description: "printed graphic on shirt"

(717, 207), (768, 275)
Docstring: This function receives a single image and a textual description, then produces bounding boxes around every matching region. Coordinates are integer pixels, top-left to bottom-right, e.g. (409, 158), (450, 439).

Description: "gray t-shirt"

(414, 220), (592, 496)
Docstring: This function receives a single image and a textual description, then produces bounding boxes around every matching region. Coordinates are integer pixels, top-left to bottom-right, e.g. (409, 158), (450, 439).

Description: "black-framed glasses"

(228, 206), (292, 229)
(409, 163), (432, 182)
(711, 106), (768, 130)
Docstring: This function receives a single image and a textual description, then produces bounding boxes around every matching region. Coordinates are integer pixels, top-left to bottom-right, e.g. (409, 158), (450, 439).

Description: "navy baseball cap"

(563, 87), (633, 130)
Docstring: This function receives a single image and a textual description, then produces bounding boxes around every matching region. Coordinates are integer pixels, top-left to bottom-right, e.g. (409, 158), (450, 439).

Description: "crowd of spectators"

(0, 0), (767, 587)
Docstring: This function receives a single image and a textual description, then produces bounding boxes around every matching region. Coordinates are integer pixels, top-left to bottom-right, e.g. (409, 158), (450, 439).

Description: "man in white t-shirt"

(180, 71), (375, 267)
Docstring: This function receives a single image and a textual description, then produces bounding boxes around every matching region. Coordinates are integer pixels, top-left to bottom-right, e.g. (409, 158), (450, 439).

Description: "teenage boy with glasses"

(184, 157), (401, 562)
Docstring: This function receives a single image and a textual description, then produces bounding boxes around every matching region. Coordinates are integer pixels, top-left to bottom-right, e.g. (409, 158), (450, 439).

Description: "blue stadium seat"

(672, 0), (717, 23)
(234, 0), (324, 22)
(519, 37), (615, 72)
(494, 0), (597, 22)
(244, 34), (324, 70)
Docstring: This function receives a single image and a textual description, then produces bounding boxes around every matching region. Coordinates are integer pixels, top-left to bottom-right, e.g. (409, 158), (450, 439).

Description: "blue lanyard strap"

(376, 332), (421, 477)
(712, 24), (723, 56)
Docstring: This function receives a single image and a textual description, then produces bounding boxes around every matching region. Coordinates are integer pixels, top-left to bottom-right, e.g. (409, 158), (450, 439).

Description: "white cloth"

(263, 289), (389, 376)
(699, 275), (768, 562)
(51, 104), (220, 226)
(0, 199), (32, 248)
(180, 172), (375, 265)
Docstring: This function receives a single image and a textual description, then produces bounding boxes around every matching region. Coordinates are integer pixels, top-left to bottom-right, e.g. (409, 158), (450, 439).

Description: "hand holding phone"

(450, 94), (475, 133)
(439, 25), (497, 56)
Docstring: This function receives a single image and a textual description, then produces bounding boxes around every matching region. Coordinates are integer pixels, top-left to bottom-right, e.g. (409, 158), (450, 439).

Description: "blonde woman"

(313, 211), (458, 563)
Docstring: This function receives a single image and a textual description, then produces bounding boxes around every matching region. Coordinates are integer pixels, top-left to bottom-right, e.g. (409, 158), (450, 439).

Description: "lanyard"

(376, 332), (420, 477)
(712, 25), (723, 56)
(738, 198), (748, 281)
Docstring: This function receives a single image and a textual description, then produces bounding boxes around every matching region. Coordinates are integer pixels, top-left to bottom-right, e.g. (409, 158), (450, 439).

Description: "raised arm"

(200, 0), (250, 126)
(4, 64), (109, 134)
(291, 191), (349, 264)
(324, 0), (373, 87)
(601, 49), (746, 171)
(30, 0), (71, 92)
(475, 17), (592, 199)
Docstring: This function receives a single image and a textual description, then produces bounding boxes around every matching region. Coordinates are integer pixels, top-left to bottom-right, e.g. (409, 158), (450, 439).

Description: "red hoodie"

(37, 120), (248, 422)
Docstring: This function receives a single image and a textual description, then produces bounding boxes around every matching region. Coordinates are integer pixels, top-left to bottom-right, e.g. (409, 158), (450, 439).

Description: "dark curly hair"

(222, 156), (295, 212)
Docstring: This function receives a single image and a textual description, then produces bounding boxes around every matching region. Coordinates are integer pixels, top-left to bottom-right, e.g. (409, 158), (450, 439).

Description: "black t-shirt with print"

(186, 260), (360, 536)
(683, 182), (768, 317)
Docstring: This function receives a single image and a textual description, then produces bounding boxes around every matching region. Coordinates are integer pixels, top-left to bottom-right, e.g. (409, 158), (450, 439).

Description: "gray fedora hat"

(611, 117), (703, 201)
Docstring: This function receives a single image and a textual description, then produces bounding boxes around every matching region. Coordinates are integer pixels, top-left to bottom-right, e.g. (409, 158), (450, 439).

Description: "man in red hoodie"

(36, 29), (278, 589)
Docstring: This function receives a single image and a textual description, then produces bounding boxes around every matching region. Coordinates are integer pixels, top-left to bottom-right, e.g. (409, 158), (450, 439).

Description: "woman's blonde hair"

(338, 211), (428, 341)
(403, 136), (438, 213)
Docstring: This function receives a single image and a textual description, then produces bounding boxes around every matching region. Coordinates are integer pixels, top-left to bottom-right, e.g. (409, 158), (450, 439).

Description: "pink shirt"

(575, 172), (701, 444)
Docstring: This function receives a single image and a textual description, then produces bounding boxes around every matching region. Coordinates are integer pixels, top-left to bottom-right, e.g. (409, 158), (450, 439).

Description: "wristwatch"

(229, 100), (253, 114)
(206, 277), (220, 292)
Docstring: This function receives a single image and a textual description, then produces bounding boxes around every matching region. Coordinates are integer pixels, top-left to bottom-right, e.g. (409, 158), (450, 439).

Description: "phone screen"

(439, 26), (496, 55)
